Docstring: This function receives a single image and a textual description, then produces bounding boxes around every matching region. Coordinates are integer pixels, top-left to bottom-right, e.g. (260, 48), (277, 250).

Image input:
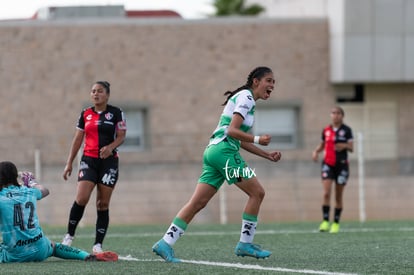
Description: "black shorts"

(321, 161), (349, 185)
(78, 155), (119, 188)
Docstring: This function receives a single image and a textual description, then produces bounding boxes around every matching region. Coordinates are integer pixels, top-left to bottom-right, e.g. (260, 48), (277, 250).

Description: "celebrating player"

(152, 66), (282, 262)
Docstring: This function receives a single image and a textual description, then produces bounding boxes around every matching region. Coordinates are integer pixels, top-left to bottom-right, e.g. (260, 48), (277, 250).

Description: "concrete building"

(0, 1), (413, 226)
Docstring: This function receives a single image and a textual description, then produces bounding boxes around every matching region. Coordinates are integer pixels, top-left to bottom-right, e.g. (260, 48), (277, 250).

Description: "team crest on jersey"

(105, 112), (113, 120)
(339, 129), (345, 136)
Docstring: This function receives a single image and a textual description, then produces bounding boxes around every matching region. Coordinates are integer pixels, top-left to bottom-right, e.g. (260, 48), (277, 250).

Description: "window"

(119, 108), (148, 151)
(336, 84), (365, 103)
(253, 106), (300, 149)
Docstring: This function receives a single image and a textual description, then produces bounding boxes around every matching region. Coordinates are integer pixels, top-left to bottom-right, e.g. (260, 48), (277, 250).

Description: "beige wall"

(0, 18), (333, 165)
(0, 18), (413, 225)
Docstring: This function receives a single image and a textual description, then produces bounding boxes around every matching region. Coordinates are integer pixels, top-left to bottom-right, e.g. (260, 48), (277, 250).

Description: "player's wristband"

(253, 136), (260, 144)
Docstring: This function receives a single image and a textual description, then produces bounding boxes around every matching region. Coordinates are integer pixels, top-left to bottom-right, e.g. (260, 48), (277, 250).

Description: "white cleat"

(92, 243), (103, 254)
(62, 233), (74, 246)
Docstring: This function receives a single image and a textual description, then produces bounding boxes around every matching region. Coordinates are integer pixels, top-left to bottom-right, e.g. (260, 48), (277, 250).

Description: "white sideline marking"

(118, 255), (160, 262)
(181, 259), (359, 275)
(48, 226), (414, 240)
(118, 255), (358, 275)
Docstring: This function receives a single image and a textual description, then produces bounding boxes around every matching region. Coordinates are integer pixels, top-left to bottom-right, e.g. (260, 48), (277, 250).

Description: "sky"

(0, 0), (215, 20)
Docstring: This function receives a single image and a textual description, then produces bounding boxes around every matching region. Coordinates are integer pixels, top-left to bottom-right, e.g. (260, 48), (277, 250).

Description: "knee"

(190, 198), (209, 213)
(96, 200), (109, 210)
(323, 192), (330, 200)
(258, 188), (265, 201)
(76, 198), (88, 206)
(75, 193), (91, 206)
(252, 187), (265, 202)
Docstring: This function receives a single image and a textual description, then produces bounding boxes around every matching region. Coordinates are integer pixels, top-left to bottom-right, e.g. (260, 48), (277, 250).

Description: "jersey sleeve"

(233, 91), (254, 119)
(116, 108), (127, 131)
(346, 125), (354, 141)
(321, 126), (327, 142)
(28, 187), (42, 200)
(76, 110), (85, 131)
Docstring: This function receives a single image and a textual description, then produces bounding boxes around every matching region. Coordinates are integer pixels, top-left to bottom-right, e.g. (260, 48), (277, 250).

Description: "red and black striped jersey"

(321, 124), (353, 166)
(77, 105), (127, 158)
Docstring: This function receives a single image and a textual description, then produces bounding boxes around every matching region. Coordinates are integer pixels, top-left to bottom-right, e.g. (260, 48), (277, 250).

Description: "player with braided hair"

(0, 161), (118, 263)
(152, 66), (282, 262)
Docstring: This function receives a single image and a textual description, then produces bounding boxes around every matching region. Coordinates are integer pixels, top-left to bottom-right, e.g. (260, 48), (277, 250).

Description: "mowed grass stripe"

(46, 226), (414, 240)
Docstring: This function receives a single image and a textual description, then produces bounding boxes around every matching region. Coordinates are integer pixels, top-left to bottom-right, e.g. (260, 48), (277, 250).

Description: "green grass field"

(2, 221), (413, 274)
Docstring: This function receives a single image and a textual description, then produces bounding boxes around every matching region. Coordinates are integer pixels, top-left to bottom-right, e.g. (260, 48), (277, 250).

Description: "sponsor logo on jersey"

(14, 232), (43, 247)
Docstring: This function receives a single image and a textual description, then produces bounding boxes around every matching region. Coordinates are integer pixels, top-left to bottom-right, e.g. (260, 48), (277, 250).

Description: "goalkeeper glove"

(19, 171), (38, 187)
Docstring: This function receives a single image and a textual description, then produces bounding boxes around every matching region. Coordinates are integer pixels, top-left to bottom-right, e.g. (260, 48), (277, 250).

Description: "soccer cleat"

(319, 220), (330, 232)
(62, 233), (74, 246)
(85, 251), (118, 262)
(234, 242), (272, 259)
(329, 222), (340, 233)
(92, 243), (103, 254)
(152, 239), (181, 263)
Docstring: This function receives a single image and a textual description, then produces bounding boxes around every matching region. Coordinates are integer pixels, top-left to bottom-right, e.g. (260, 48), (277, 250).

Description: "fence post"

(219, 183), (228, 224)
(357, 132), (366, 222)
(34, 149), (41, 181)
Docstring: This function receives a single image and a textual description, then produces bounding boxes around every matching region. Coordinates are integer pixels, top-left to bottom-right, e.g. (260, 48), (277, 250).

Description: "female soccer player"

(312, 106), (353, 233)
(62, 81), (126, 253)
(0, 161), (118, 263)
(152, 66), (282, 262)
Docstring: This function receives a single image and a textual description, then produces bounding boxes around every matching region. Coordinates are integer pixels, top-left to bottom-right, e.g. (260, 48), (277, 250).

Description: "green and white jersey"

(208, 89), (255, 150)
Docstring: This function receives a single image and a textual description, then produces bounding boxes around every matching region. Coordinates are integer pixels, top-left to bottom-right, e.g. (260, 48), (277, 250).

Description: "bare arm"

(99, 129), (126, 159)
(227, 114), (271, 145)
(32, 184), (50, 199)
(63, 129), (84, 180)
(241, 141), (281, 162)
(335, 140), (354, 153)
(312, 141), (325, 162)
(228, 113), (281, 162)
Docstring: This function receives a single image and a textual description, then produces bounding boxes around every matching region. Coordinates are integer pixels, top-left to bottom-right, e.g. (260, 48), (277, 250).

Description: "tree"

(212, 0), (265, 17)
